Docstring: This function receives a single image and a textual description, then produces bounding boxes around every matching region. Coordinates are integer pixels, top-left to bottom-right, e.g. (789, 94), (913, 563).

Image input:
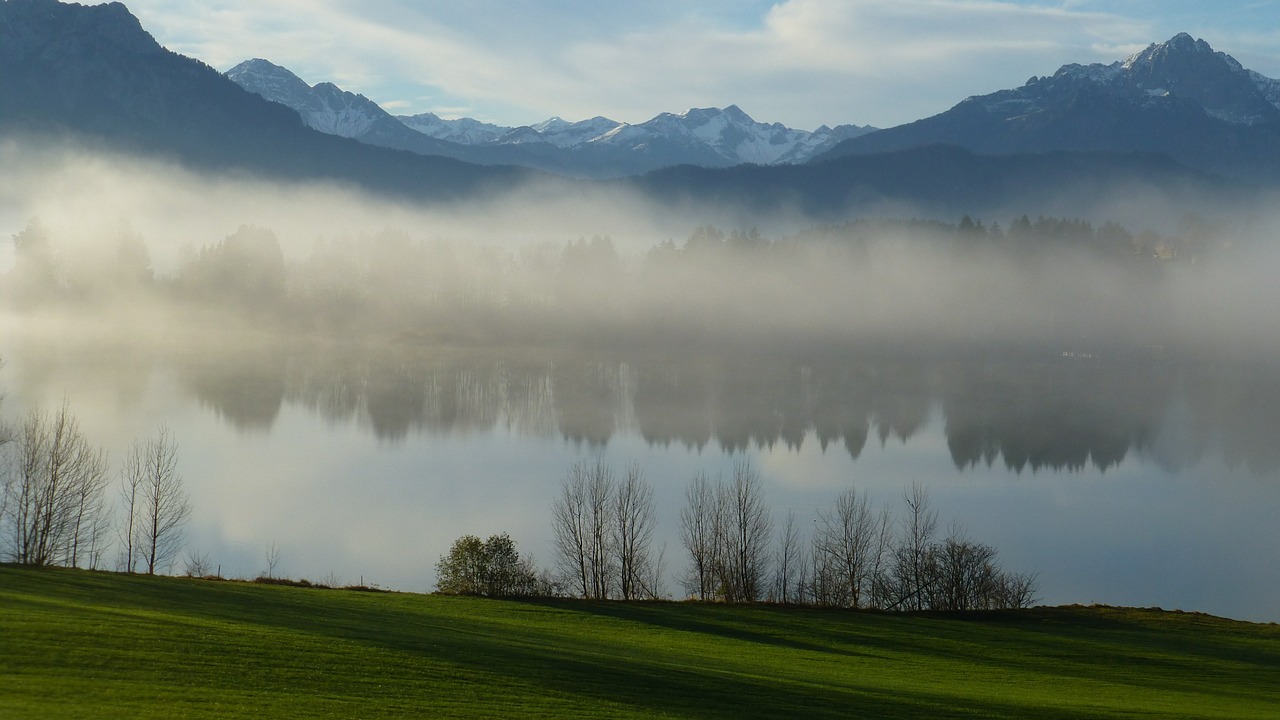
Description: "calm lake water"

(3, 320), (1278, 622)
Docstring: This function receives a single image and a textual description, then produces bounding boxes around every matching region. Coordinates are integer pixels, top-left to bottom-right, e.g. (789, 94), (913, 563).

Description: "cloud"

(98, 1), (1280, 129)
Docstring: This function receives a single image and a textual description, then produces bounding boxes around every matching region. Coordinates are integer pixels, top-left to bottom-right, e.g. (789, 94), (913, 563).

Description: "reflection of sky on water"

(2, 345), (1277, 623)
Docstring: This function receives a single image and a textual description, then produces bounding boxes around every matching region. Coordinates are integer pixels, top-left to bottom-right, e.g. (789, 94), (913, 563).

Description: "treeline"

(0, 398), (191, 575)
(3, 213), (1231, 347)
(438, 460), (1037, 611)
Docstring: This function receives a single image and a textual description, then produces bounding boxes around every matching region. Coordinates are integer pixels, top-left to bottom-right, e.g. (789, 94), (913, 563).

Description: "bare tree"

(770, 509), (804, 604)
(264, 541), (282, 579)
(0, 374), (12, 535)
(612, 464), (659, 600)
(678, 463), (773, 603)
(996, 570), (1040, 609)
(679, 470), (722, 600)
(719, 461), (772, 603)
(2, 402), (109, 567)
(927, 526), (1040, 611)
(931, 527), (999, 611)
(806, 531), (847, 607)
(889, 481), (938, 611)
(814, 485), (882, 608)
(118, 441), (145, 572)
(183, 549), (213, 578)
(551, 460), (614, 599)
(866, 506), (895, 609)
(123, 427), (190, 575)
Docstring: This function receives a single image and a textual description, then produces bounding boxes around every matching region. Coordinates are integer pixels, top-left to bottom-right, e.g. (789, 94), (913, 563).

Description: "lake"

(3, 318), (1277, 622)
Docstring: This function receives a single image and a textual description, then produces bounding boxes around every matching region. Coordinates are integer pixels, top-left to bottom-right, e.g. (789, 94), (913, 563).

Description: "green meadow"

(1, 565), (1277, 719)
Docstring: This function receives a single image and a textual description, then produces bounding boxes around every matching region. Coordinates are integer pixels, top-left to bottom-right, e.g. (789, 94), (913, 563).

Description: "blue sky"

(109, 0), (1280, 130)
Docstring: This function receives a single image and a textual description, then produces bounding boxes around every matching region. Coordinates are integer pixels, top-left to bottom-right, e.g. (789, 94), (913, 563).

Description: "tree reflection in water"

(148, 339), (1280, 475)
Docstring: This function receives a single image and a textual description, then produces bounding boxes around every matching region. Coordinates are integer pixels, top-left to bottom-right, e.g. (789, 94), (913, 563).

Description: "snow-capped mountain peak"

(1042, 33), (1280, 125)
(530, 116), (571, 134)
(526, 116), (626, 147)
(226, 59), (314, 109)
(227, 59), (387, 137)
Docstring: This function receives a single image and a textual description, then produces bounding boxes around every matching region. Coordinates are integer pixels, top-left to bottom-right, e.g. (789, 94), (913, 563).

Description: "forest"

(3, 212), (1237, 354)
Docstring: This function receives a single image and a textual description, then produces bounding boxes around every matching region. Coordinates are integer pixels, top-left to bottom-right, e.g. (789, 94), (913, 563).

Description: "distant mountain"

(0, 0), (538, 199)
(226, 60), (876, 178)
(817, 34), (1280, 182)
(399, 112), (509, 144)
(595, 105), (875, 166)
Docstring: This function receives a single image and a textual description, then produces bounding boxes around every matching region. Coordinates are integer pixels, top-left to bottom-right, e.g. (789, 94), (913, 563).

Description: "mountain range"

(0, 0), (1275, 219)
(226, 58), (875, 179)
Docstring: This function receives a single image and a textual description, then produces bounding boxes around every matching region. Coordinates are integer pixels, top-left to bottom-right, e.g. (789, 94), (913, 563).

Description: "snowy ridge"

(395, 104), (872, 164)
(227, 58), (878, 173)
(399, 112), (509, 144)
(521, 116), (623, 147)
(493, 105), (871, 164)
(227, 59), (387, 139)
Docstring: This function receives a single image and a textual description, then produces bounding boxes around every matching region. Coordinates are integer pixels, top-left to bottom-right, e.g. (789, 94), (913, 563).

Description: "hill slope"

(2, 566), (1278, 719)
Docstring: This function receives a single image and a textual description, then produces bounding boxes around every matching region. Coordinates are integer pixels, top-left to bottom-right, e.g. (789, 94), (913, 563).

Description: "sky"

(82, 0), (1280, 131)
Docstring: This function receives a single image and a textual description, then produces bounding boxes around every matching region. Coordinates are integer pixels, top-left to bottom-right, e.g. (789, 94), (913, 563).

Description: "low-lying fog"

(3, 139), (1279, 357)
(2, 141), (1279, 621)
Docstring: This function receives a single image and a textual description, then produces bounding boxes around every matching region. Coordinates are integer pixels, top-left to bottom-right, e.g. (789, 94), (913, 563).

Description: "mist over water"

(2, 143), (1279, 621)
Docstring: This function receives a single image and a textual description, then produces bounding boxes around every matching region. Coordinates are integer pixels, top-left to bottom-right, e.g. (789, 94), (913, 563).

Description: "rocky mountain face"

(817, 34), (1280, 181)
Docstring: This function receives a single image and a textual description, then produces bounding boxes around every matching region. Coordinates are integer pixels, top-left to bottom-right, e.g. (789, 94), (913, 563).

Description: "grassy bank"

(1, 565), (1277, 718)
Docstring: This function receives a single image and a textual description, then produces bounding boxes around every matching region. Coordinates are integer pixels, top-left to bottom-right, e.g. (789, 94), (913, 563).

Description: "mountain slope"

(0, 0), (538, 199)
(224, 58), (487, 162)
(818, 34), (1280, 182)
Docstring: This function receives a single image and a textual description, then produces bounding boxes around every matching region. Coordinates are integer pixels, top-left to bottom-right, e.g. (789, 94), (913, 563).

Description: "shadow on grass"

(6, 567), (1279, 719)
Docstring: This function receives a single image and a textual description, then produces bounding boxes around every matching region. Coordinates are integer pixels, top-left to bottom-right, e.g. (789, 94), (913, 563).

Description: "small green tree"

(436, 535), (487, 595)
(480, 533), (528, 597)
(435, 533), (538, 597)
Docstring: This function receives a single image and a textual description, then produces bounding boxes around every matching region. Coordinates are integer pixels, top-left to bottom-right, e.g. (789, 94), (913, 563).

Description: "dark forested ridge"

(629, 144), (1248, 220)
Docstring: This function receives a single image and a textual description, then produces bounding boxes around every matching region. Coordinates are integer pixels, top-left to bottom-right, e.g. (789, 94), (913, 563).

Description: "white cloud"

(98, 0), (1280, 129)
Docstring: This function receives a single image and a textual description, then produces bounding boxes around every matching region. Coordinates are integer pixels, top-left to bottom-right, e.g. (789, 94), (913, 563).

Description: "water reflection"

(12, 327), (1279, 475)
(5, 325), (1279, 621)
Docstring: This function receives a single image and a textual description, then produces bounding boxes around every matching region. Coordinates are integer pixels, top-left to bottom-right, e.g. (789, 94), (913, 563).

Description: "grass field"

(1, 565), (1277, 719)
